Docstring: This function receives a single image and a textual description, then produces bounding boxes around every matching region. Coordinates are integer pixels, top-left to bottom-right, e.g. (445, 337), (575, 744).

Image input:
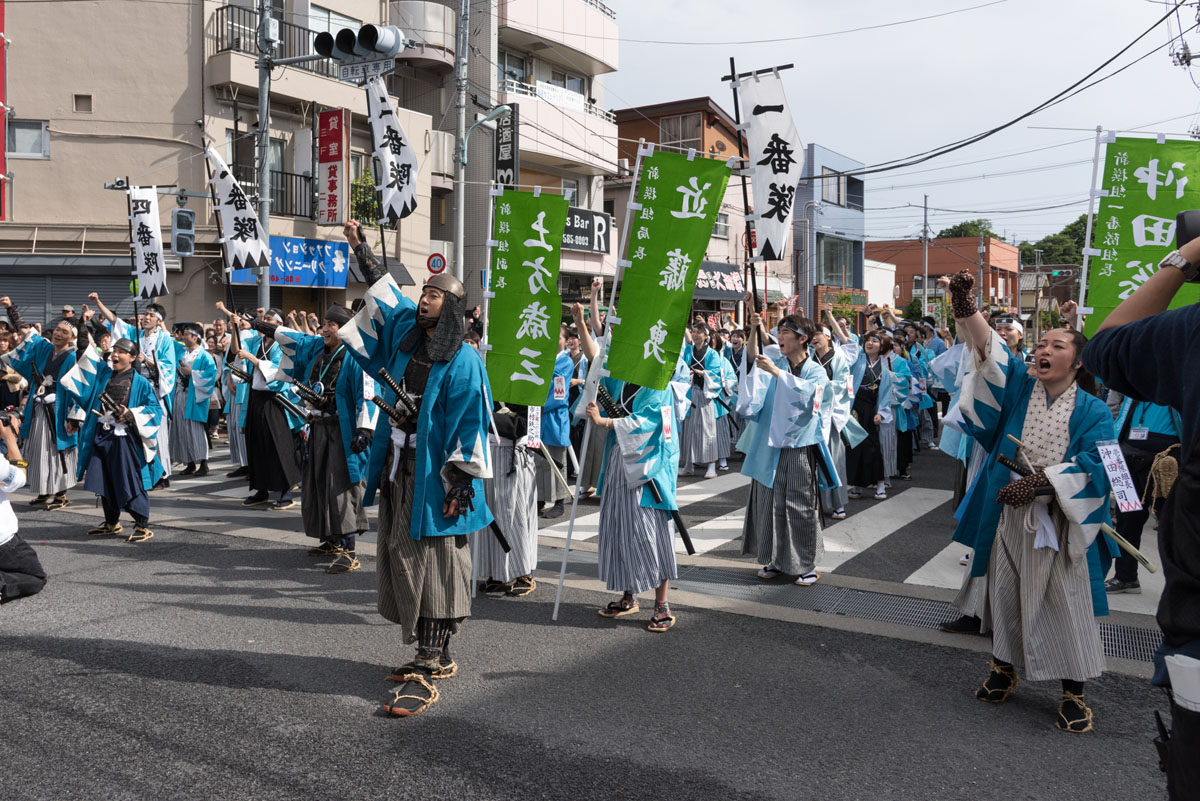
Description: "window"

(7, 120), (49, 159)
(309, 4), (360, 36)
(660, 113), (701, 152)
(821, 167), (845, 206)
(550, 70), (587, 96)
(817, 235), (854, 287)
(73, 94), (93, 113)
(561, 178), (578, 204)
(350, 152), (366, 182)
(713, 212), (730, 239)
(498, 51), (526, 85)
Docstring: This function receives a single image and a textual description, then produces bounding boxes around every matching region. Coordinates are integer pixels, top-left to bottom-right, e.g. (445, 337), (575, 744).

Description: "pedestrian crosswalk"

(15, 440), (1162, 617)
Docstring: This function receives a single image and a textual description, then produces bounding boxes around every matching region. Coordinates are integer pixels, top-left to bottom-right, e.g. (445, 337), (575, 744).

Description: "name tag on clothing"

(1097, 439), (1143, 513)
(553, 375), (566, 402)
(1128, 427), (1149, 441)
(661, 405), (673, 443)
(525, 406), (542, 449)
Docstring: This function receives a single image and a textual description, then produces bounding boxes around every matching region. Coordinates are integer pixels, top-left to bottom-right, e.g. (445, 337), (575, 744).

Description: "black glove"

(350, 428), (373, 453)
(249, 317), (278, 339)
(76, 325), (91, 357)
(6, 303), (23, 329)
(442, 464), (475, 517)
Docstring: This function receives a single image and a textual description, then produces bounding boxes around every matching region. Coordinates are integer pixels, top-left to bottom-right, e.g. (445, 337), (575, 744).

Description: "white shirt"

(0, 460), (28, 543)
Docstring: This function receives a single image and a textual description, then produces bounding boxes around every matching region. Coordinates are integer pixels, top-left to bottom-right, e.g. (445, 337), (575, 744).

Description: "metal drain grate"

(1099, 622), (1163, 664)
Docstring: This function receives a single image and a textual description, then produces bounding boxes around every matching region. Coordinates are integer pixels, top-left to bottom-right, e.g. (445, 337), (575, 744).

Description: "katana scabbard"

(378, 367), (419, 418)
(371, 395), (406, 426)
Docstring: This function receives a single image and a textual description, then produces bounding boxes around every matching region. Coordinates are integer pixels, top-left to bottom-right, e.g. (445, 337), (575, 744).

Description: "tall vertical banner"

(1083, 135), (1200, 335)
(607, 149), (732, 389)
(126, 186), (168, 298)
(205, 146), (271, 273)
(494, 104), (519, 190)
(486, 189), (568, 405)
(317, 108), (348, 225)
(739, 71), (804, 262)
(365, 76), (418, 222)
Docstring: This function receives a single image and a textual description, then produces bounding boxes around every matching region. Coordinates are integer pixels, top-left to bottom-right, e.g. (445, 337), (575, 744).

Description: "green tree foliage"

(1017, 214), (1086, 266)
(902, 297), (923, 320)
(936, 218), (1000, 239)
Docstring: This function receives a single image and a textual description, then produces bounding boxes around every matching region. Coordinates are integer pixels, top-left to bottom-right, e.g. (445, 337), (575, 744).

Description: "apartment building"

(792, 144), (867, 318)
(865, 235), (1021, 313)
(0, 0), (618, 323)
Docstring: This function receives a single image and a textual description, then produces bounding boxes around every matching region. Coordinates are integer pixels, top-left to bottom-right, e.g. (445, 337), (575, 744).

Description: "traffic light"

(171, 208), (195, 257)
(1051, 270), (1061, 276)
(314, 25), (406, 73)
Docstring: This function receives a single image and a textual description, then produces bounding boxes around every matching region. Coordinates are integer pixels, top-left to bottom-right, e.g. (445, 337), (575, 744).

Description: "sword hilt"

(378, 368), (419, 418)
(371, 395), (406, 425)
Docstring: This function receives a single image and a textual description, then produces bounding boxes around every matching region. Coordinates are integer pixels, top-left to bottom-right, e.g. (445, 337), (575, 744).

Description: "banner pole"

(472, 180), (501, 600)
(551, 142), (651, 621)
(1076, 124), (1105, 331)
(724, 57), (760, 319)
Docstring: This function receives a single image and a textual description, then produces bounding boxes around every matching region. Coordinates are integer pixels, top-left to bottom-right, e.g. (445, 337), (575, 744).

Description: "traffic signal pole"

(451, 0), (470, 283)
(255, 0), (274, 311)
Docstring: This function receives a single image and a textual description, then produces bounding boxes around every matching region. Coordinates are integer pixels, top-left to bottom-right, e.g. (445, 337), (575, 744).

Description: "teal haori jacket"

(338, 274), (494, 539)
(595, 377), (680, 511)
(951, 331), (1117, 616)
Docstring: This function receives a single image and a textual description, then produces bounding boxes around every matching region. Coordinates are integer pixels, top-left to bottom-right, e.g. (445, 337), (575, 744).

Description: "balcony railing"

(232, 163), (315, 220)
(578, 0), (616, 19)
(214, 5), (336, 79)
(499, 79), (616, 123)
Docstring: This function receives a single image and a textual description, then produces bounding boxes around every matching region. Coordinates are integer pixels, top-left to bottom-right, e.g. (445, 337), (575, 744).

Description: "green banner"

(486, 189), (569, 405)
(607, 150), (731, 389)
(1084, 135), (1200, 335)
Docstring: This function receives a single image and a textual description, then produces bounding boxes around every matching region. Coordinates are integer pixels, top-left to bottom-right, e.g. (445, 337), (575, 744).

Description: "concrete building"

(866, 236), (1021, 314)
(862, 257), (897, 309)
(791, 144), (866, 318)
(0, 0), (618, 324)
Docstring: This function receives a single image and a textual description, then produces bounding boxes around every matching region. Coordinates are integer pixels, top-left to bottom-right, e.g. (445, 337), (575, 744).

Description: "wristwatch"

(1160, 250), (1200, 282)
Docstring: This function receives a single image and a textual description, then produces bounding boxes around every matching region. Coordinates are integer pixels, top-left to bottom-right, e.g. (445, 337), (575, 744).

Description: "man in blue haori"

(338, 255), (492, 719)
(171, 323), (217, 477)
(677, 323), (736, 479)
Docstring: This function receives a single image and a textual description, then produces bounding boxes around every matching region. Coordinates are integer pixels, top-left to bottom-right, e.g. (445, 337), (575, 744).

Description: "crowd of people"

(0, 223), (1196, 794)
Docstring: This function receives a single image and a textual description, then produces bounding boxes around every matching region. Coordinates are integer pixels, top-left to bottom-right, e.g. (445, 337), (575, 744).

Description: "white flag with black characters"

(204, 146), (271, 272)
(740, 71), (804, 263)
(126, 186), (169, 298)
(365, 76), (419, 222)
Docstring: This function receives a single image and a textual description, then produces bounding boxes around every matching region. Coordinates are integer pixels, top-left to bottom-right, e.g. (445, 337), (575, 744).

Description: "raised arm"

(87, 292), (117, 324)
(943, 272), (990, 358)
(588, 278), (604, 337)
(571, 302), (597, 362)
(825, 307), (849, 344)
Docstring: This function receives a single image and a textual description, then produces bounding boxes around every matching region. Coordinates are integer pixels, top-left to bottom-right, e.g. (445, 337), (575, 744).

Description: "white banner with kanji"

(205, 146), (271, 273)
(365, 76), (418, 222)
(740, 71), (804, 263)
(126, 186), (168, 298)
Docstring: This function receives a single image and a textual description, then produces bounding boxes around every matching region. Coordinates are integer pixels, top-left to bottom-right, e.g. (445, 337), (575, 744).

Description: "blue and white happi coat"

(1, 330), (78, 449)
(179, 346), (218, 425)
(595, 378), (680, 512)
(847, 346), (895, 426)
(678, 343), (737, 421)
(109, 319), (177, 413)
(827, 341), (868, 449)
(60, 347), (165, 491)
(338, 273), (494, 538)
(272, 327), (379, 485)
(240, 331), (306, 432)
(541, 349), (575, 449)
(951, 330), (1117, 615)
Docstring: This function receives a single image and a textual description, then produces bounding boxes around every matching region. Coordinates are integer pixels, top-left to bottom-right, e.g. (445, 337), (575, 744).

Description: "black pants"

(1167, 700), (1200, 800)
(1114, 439), (1178, 583)
(0, 532), (47, 603)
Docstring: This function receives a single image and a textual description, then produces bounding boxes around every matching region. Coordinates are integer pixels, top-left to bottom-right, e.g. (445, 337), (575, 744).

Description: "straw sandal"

(1056, 692), (1094, 733)
(87, 522), (123, 537)
(646, 608), (675, 633)
(325, 551), (360, 574)
(598, 596), (639, 617)
(388, 654), (457, 682)
(382, 673), (440, 717)
(976, 660), (1019, 703)
(506, 575), (536, 597)
(126, 525), (154, 544)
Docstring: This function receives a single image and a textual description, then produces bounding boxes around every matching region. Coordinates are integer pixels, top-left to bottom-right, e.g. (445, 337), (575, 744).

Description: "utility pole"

(255, 0), (275, 310)
(451, 0), (470, 282)
(921, 194), (929, 319)
(977, 230), (985, 310)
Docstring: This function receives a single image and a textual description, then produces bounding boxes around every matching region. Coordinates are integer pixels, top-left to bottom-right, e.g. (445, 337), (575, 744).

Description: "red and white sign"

(317, 109), (348, 226)
(427, 253), (446, 274)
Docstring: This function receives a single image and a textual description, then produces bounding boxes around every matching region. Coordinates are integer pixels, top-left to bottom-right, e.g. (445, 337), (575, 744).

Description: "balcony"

(232, 164), (314, 220)
(498, 80), (617, 176)
(500, 79), (614, 124)
(391, 1), (456, 73)
(499, 0), (618, 75)
(212, 5), (336, 79)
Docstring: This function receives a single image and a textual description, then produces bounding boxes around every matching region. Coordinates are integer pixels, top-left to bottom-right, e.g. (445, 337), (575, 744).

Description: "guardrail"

(499, 79), (615, 124)
(213, 5), (336, 79)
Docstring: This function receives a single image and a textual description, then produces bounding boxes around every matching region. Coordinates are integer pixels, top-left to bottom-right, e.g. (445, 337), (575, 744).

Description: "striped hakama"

(879, 418), (898, 478)
(820, 429), (849, 509)
(578, 420), (607, 491)
(227, 395), (248, 467)
(25, 400), (76, 495)
(596, 439), (677, 594)
(680, 385), (721, 466)
(157, 406), (172, 478)
(471, 439), (538, 582)
(169, 383), (209, 465)
(376, 447), (472, 644)
(302, 417), (366, 542)
(535, 444), (568, 504)
(952, 559), (986, 618)
(741, 447), (823, 575)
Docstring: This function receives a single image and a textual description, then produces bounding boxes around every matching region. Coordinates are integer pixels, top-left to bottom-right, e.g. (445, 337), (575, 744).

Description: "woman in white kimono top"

(945, 271), (1116, 734)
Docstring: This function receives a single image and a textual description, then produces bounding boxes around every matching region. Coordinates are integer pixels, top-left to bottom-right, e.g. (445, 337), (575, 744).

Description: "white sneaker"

(703, 463), (717, 479)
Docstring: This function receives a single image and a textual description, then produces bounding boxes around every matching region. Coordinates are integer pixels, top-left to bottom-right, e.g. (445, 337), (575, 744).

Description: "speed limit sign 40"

(428, 253), (446, 274)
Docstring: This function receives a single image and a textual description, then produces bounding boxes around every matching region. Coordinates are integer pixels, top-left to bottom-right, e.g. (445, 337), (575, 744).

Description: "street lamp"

(453, 104), (512, 282)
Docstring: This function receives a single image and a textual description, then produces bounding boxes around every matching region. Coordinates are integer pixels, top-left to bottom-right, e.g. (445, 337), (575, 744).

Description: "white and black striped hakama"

(680, 385), (723, 467)
(471, 439), (538, 583)
(819, 429), (849, 509)
(596, 440), (677, 595)
(951, 561), (986, 618)
(980, 509), (1105, 682)
(579, 420), (607, 491)
(879, 419), (898, 479)
(25, 401), (76, 495)
(169, 385), (208, 465)
(741, 447), (823, 575)
(302, 418), (367, 542)
(376, 448), (472, 644)
(228, 397), (248, 467)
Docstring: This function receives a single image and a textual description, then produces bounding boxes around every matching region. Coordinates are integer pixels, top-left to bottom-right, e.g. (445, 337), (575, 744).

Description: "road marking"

(820, 487), (955, 571)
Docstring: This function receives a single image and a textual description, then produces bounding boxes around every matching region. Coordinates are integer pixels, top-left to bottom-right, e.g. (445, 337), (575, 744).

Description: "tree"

(936, 218), (999, 239)
(1017, 214), (1086, 266)
(902, 297), (923, 320)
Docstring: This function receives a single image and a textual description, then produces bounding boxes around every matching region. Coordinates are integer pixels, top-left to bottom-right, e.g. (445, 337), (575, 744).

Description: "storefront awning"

(693, 261), (745, 300)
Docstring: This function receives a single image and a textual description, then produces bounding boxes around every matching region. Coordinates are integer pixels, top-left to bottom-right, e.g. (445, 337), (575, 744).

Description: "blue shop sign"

(229, 236), (350, 288)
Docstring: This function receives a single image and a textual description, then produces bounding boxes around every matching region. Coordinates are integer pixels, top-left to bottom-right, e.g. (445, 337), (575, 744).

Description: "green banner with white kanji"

(1083, 136), (1200, 335)
(486, 189), (569, 405)
(607, 150), (731, 389)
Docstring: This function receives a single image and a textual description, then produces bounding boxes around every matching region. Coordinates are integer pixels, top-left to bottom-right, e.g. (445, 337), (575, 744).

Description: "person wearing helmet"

(338, 238), (493, 719)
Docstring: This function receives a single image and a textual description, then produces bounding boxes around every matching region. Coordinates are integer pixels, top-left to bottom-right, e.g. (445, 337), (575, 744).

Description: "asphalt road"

(2, 511), (1171, 801)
